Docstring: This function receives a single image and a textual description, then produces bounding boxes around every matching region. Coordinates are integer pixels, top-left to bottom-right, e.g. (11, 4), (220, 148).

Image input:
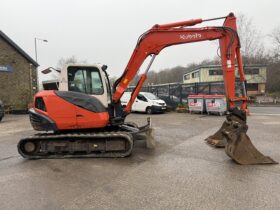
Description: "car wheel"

(0, 117), (2, 122)
(146, 107), (153, 114)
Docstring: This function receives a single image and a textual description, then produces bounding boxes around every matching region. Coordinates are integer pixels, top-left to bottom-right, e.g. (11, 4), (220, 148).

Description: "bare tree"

(271, 27), (280, 46)
(270, 26), (280, 60)
(265, 26), (280, 94)
(56, 56), (87, 69)
(140, 59), (221, 85)
(237, 14), (265, 63)
(146, 71), (159, 85)
(109, 75), (117, 87)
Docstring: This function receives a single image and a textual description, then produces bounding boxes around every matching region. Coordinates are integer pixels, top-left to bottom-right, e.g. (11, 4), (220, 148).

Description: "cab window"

(68, 66), (104, 95)
(137, 94), (147, 102)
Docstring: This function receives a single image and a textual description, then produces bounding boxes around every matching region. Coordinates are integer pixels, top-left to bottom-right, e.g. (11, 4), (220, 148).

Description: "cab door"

(133, 94), (148, 112)
(66, 66), (107, 127)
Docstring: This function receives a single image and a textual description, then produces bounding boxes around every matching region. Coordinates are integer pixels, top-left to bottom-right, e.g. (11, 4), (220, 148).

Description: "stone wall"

(0, 37), (37, 111)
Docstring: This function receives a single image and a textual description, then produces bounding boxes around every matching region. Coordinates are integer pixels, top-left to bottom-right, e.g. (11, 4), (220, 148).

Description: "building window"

(192, 71), (199, 78)
(246, 83), (258, 91)
(209, 69), (223, 76)
(245, 68), (259, 75)
(184, 74), (190, 80)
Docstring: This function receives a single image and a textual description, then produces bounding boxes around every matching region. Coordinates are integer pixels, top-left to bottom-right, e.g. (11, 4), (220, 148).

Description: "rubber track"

(18, 131), (133, 159)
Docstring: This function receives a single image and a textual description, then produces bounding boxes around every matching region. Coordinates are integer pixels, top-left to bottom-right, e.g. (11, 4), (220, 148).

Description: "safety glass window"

(137, 94), (147, 102)
(68, 67), (104, 95)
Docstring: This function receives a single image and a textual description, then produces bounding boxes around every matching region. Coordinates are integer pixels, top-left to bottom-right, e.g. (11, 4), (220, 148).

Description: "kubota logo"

(179, 33), (202, 40)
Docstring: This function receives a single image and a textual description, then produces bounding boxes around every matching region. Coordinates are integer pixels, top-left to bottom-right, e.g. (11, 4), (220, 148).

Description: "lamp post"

(34, 38), (47, 92)
(34, 38), (48, 62)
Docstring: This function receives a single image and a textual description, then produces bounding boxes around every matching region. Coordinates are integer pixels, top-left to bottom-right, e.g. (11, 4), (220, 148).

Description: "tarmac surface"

(0, 107), (280, 210)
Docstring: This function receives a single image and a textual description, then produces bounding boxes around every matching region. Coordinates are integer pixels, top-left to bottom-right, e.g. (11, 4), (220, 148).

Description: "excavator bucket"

(205, 120), (227, 148)
(207, 108), (278, 165)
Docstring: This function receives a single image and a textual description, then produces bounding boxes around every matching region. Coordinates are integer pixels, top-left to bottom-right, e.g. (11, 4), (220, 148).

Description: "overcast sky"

(1, 0), (279, 81)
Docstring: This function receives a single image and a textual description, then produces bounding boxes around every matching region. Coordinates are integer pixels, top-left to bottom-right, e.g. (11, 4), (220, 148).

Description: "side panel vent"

(35, 97), (46, 112)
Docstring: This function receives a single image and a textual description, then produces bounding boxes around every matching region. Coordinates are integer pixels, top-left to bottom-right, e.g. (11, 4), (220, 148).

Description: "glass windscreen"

(142, 92), (159, 100)
(68, 66), (104, 95)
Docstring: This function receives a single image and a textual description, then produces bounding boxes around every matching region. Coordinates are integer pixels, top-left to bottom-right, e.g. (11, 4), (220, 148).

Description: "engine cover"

(31, 90), (110, 131)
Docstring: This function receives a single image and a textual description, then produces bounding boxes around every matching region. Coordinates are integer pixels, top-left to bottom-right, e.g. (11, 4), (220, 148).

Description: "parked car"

(0, 100), (4, 122)
(121, 92), (167, 114)
(158, 95), (188, 111)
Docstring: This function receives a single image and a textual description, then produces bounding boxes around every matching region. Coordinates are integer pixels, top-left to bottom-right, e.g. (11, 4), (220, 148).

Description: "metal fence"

(127, 81), (243, 109)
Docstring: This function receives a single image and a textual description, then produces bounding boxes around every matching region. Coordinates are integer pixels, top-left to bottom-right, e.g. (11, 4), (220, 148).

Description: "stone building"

(0, 31), (39, 111)
(183, 64), (267, 96)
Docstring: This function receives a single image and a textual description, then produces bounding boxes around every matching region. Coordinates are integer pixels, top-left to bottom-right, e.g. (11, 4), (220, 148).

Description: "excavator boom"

(112, 13), (247, 115)
(111, 13), (276, 164)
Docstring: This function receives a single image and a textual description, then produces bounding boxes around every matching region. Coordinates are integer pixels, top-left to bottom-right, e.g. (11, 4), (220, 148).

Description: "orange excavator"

(18, 13), (277, 164)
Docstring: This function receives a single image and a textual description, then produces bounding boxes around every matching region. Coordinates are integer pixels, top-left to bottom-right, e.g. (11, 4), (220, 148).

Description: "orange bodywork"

(34, 91), (109, 130)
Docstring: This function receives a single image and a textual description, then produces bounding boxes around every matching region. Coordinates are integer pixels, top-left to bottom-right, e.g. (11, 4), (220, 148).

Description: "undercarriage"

(18, 119), (154, 159)
(18, 132), (133, 158)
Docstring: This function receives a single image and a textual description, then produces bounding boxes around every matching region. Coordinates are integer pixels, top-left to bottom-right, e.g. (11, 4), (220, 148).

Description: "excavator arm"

(112, 13), (248, 115)
(112, 13), (277, 165)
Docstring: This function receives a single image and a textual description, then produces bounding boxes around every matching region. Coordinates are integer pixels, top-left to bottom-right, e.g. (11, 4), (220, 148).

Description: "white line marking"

(262, 122), (280, 125)
(250, 113), (280, 116)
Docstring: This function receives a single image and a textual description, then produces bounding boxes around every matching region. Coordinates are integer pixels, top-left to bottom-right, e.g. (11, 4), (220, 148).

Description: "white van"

(121, 92), (167, 114)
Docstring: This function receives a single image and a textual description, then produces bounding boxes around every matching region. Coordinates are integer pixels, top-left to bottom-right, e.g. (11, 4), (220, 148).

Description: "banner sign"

(0, 65), (14, 72)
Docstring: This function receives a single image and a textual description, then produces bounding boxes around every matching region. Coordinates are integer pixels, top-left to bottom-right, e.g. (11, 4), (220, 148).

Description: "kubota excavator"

(18, 13), (277, 164)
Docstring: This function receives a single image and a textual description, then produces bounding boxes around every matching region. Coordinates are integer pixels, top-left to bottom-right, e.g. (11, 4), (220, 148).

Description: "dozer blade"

(145, 127), (155, 149)
(133, 128), (155, 148)
(125, 117), (156, 149)
(135, 117), (155, 149)
(221, 108), (277, 165)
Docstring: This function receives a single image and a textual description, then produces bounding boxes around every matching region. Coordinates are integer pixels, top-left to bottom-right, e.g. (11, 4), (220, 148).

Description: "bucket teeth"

(206, 138), (226, 148)
(206, 108), (278, 165)
(205, 120), (228, 148)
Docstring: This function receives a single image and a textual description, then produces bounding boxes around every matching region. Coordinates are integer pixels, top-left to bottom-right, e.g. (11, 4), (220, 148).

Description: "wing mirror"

(101, 65), (108, 71)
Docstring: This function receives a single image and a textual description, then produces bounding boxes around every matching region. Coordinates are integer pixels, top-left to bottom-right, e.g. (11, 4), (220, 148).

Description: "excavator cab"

(58, 64), (110, 108)
(18, 64), (154, 158)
